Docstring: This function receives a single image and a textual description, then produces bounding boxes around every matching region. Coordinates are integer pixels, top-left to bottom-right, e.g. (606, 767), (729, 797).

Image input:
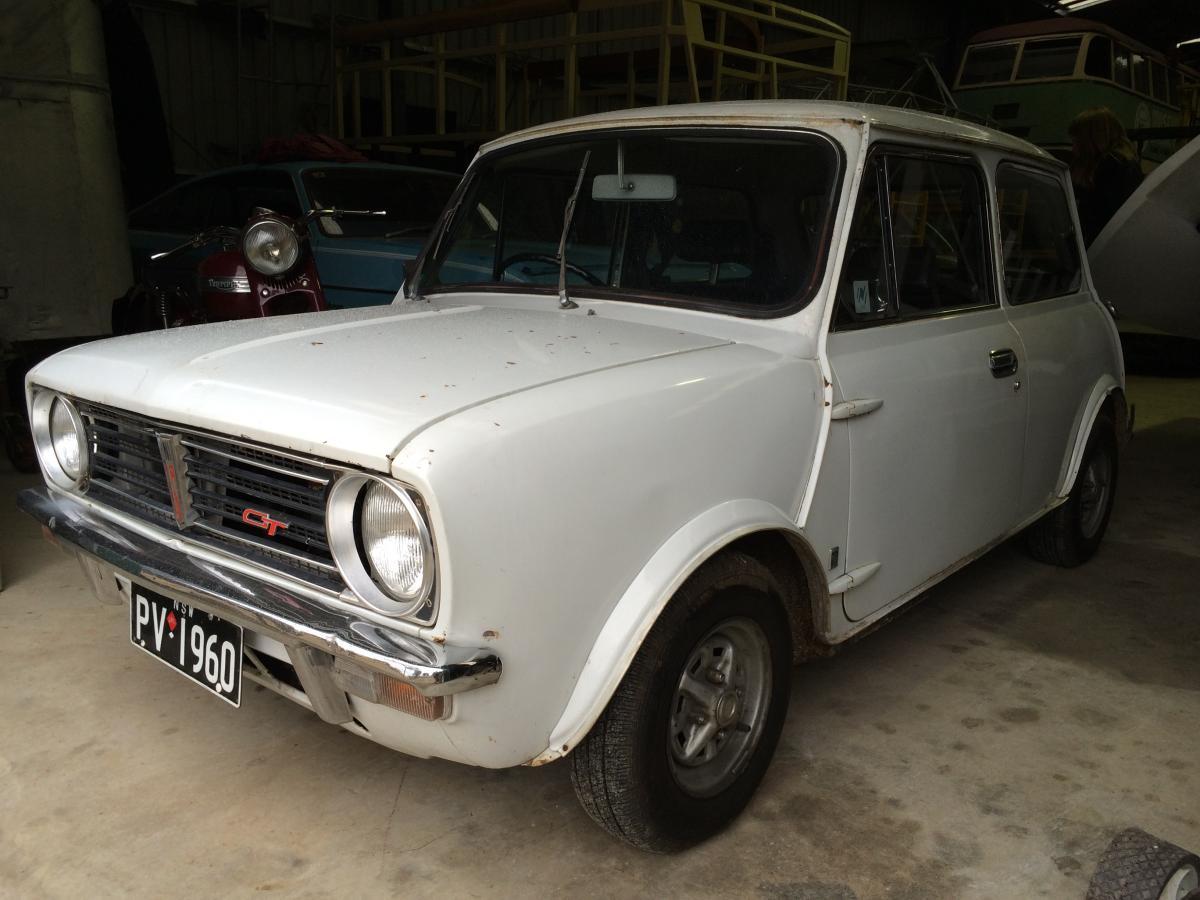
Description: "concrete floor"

(1, 374), (1197, 899)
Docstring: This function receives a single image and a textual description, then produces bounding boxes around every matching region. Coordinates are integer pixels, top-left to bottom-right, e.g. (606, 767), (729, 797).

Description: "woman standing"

(1069, 107), (1144, 246)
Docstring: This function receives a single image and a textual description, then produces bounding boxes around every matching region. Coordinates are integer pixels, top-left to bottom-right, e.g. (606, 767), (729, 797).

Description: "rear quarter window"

(995, 164), (1083, 304)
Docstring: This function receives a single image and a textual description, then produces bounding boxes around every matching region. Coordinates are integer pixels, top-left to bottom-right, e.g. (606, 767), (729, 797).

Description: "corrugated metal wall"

(129, 0), (996, 173)
(130, 0), (377, 173)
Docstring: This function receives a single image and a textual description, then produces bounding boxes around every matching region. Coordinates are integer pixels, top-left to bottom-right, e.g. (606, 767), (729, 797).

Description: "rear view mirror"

(592, 174), (677, 202)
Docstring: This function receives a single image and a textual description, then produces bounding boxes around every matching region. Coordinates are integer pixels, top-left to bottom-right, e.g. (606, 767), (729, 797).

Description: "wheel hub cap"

(715, 691), (740, 727)
(667, 617), (772, 798)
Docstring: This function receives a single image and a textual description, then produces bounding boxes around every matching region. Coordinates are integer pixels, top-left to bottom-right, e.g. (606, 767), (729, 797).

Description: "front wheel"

(1086, 827), (1200, 900)
(1026, 415), (1118, 568)
(569, 552), (792, 852)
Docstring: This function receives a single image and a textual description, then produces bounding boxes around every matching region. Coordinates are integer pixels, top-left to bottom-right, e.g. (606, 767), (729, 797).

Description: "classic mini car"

(125, 160), (459, 309)
(19, 102), (1126, 852)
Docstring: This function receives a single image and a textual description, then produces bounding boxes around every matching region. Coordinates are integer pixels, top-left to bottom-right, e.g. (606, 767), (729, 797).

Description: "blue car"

(126, 161), (460, 309)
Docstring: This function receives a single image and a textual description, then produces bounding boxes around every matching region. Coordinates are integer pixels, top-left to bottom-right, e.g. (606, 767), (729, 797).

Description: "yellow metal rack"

(334, 0), (850, 150)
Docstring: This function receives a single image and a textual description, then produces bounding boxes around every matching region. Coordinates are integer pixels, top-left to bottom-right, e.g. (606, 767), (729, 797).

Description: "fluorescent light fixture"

(1060, 0), (1115, 9)
(1178, 37), (1200, 48)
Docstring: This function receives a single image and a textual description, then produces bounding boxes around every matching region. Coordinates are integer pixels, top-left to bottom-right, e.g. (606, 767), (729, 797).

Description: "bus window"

(1084, 36), (1112, 80)
(1151, 63), (1169, 102)
(960, 43), (1018, 85)
(1114, 46), (1131, 88)
(1016, 37), (1082, 80)
(1132, 53), (1149, 94)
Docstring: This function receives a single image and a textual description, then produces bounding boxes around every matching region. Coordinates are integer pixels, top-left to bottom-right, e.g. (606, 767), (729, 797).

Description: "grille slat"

(185, 452), (328, 513)
(91, 457), (174, 499)
(77, 400), (342, 592)
(87, 481), (177, 523)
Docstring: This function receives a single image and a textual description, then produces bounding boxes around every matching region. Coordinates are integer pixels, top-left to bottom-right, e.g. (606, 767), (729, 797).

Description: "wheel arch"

(532, 499), (829, 765)
(1058, 376), (1125, 499)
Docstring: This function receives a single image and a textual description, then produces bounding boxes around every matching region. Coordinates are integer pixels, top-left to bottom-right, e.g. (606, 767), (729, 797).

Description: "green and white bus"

(953, 17), (1199, 167)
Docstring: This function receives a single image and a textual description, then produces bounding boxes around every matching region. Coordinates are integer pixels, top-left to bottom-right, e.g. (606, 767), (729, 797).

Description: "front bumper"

(17, 487), (501, 724)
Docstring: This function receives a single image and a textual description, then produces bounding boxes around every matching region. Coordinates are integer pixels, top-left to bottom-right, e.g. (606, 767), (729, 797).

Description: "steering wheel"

(498, 252), (604, 286)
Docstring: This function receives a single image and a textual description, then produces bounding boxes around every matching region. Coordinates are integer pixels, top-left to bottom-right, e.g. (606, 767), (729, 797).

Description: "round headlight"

(31, 391), (89, 490)
(327, 475), (435, 617)
(242, 218), (300, 276)
(50, 397), (85, 479)
(361, 481), (428, 598)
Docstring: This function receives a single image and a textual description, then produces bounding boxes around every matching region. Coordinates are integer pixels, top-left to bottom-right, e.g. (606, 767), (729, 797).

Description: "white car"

(19, 101), (1126, 852)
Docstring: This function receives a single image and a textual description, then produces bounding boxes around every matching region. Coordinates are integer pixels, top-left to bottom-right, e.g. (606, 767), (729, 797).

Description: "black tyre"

(1026, 415), (1117, 567)
(1086, 827), (1200, 900)
(569, 551), (792, 852)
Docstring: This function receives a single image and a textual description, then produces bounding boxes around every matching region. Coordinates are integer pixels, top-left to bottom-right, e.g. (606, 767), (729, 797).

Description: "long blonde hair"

(1069, 107), (1137, 187)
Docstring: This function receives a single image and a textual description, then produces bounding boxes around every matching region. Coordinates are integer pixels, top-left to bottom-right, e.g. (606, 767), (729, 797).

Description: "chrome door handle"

(989, 348), (1018, 378)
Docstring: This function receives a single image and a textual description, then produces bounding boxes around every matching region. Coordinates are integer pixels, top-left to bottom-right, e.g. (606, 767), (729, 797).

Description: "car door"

(994, 162), (1108, 520)
(826, 148), (1028, 622)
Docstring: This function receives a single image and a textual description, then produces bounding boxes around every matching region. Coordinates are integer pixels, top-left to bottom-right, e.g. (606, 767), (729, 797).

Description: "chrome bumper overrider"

(17, 487), (501, 723)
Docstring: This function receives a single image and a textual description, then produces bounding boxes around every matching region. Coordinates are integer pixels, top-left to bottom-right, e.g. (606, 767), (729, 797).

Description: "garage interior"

(2, 1), (1199, 897)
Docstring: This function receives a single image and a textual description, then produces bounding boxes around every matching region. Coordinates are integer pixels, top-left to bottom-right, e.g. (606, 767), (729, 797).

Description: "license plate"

(129, 584), (243, 707)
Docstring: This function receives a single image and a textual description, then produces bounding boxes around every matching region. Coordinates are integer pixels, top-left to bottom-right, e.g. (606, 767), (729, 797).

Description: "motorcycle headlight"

(327, 474), (435, 618)
(242, 217), (300, 277)
(31, 391), (89, 490)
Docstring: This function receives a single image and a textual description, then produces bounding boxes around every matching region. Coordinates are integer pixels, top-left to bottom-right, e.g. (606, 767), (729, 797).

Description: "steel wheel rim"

(667, 616), (772, 799)
(1161, 863), (1199, 900)
(1078, 449), (1113, 539)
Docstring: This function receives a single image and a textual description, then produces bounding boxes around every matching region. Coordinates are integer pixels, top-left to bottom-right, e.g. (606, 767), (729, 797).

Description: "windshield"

(415, 130), (840, 315)
(302, 167), (459, 239)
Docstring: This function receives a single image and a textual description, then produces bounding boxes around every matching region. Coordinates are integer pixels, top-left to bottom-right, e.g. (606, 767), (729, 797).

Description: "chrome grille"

(85, 408), (176, 524)
(78, 401), (342, 591)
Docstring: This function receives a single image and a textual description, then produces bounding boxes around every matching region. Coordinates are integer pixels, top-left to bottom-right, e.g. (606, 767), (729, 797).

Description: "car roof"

(170, 160), (458, 188)
(480, 100), (1055, 163)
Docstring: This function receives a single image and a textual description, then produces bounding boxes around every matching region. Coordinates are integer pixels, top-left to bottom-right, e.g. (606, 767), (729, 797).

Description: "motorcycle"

(113, 207), (381, 334)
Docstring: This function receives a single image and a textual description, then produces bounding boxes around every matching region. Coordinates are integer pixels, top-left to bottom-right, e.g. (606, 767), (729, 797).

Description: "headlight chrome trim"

(31, 390), (90, 492)
(242, 216), (301, 277)
(327, 473), (436, 620)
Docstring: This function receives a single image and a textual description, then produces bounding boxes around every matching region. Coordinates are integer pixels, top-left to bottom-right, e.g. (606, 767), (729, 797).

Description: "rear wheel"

(1026, 415), (1117, 567)
(569, 552), (792, 852)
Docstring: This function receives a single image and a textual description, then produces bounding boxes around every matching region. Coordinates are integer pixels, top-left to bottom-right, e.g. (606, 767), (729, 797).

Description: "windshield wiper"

(557, 150), (591, 310)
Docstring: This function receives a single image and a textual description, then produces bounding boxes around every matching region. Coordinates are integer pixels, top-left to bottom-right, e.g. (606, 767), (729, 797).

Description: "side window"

(205, 177), (237, 228)
(1114, 46), (1131, 88)
(1084, 36), (1112, 80)
(835, 153), (993, 329)
(233, 171), (301, 221)
(958, 43), (1018, 86)
(833, 161), (894, 328)
(1131, 52), (1149, 95)
(885, 157), (992, 316)
(1151, 63), (1168, 103)
(1015, 37), (1082, 80)
(995, 165), (1082, 304)
(171, 182), (212, 233)
(202, 172), (300, 228)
